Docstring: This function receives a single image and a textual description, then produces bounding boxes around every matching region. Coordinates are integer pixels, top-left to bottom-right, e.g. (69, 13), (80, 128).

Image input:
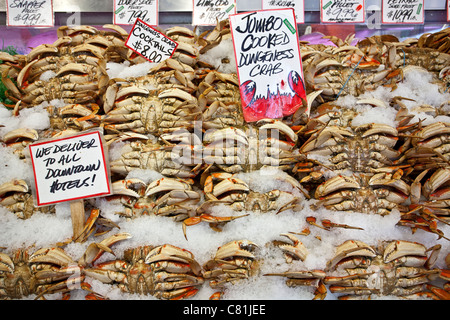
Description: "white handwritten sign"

(262, 0), (305, 24)
(320, 0), (365, 23)
(230, 9), (307, 122)
(125, 18), (178, 63)
(192, 0), (237, 26)
(29, 131), (111, 206)
(113, 0), (158, 26)
(6, 0), (54, 27)
(382, 0), (424, 24)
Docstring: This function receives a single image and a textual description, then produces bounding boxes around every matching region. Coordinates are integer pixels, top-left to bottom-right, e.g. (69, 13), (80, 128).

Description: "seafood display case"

(0, 0), (449, 303)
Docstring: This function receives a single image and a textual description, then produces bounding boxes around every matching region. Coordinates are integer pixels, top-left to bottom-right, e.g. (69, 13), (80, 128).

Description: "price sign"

(125, 18), (178, 63)
(6, 0), (54, 27)
(382, 0), (424, 24)
(113, 0), (158, 26)
(192, 0), (237, 26)
(262, 0), (305, 24)
(230, 9), (307, 122)
(29, 130), (112, 206)
(320, 0), (365, 23)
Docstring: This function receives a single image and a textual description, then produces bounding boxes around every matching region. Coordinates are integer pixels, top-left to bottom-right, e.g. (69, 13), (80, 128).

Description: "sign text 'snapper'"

(6, 0), (54, 27)
(29, 130), (111, 206)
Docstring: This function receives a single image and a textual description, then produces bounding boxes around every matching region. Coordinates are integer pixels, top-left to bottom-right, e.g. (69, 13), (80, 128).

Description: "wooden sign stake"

(70, 199), (85, 241)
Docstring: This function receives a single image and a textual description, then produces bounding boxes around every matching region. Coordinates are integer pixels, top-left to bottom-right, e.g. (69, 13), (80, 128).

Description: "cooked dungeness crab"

(197, 71), (243, 130)
(199, 171), (306, 213)
(107, 177), (201, 221)
(110, 140), (203, 179)
(0, 179), (54, 219)
(203, 240), (259, 299)
(300, 122), (403, 174)
(102, 85), (201, 137)
(182, 171), (307, 234)
(407, 122), (450, 167)
(42, 103), (102, 138)
(415, 27), (450, 54)
(303, 53), (399, 100)
(0, 246), (84, 299)
(398, 167), (450, 241)
(264, 233), (327, 300)
(83, 244), (204, 300)
(0, 232), (130, 300)
(3, 61), (109, 107)
(312, 171), (410, 216)
(1, 128), (39, 159)
(324, 240), (448, 300)
(0, 26), (126, 107)
(202, 119), (300, 173)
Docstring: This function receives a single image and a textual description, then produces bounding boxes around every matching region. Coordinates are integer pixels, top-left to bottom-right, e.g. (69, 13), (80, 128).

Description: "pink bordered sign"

(125, 18), (178, 63)
(192, 0), (237, 26)
(448, 0), (450, 22)
(113, 0), (159, 26)
(229, 9), (307, 122)
(6, 0), (54, 27)
(261, 0), (305, 24)
(28, 130), (112, 207)
(320, 0), (365, 24)
(382, 0), (424, 24)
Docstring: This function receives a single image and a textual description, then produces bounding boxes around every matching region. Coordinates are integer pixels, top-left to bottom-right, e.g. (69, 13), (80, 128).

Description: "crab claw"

(145, 244), (203, 276)
(29, 247), (75, 267)
(326, 240), (376, 271)
(215, 240), (258, 260)
(423, 168), (450, 200)
(257, 118), (298, 143)
(111, 178), (146, 197)
(0, 179), (29, 197)
(78, 232), (132, 267)
(274, 233), (309, 263)
(383, 240), (428, 263)
(0, 252), (15, 273)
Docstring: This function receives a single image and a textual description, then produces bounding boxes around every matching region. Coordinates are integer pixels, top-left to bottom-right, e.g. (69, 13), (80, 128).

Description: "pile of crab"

(0, 22), (449, 300)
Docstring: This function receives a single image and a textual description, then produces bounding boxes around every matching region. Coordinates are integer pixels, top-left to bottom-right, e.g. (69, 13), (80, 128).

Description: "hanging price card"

(262, 0), (305, 24)
(320, 0), (365, 23)
(192, 0), (237, 26)
(125, 18), (178, 63)
(382, 0), (424, 24)
(6, 0), (54, 27)
(230, 9), (307, 122)
(29, 130), (112, 206)
(114, 0), (158, 26)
